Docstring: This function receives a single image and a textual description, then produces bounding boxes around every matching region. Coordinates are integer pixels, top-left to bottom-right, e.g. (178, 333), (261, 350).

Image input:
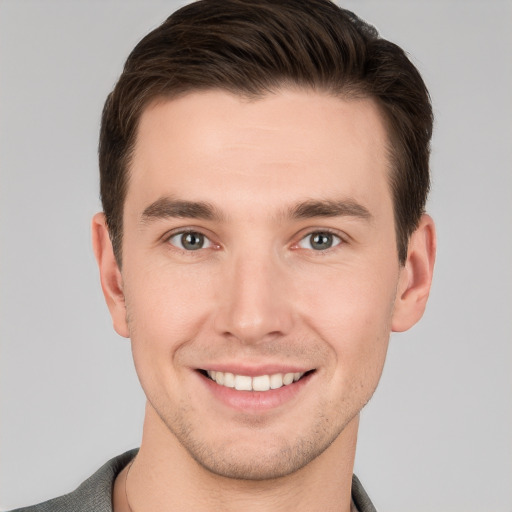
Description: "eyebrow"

(141, 197), (223, 223)
(140, 196), (372, 224)
(288, 199), (372, 221)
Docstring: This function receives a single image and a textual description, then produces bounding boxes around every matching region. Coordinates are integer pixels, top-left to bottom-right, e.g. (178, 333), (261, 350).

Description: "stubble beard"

(146, 388), (366, 482)
(126, 293), (391, 482)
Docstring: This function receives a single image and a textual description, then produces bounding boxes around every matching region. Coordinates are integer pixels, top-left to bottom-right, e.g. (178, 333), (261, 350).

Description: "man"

(11, 0), (435, 511)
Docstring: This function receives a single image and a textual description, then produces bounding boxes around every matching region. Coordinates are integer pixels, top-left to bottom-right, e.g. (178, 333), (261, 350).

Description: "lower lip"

(198, 371), (313, 412)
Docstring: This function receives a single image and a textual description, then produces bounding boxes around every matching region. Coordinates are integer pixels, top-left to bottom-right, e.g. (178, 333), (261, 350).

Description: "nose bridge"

(215, 243), (292, 343)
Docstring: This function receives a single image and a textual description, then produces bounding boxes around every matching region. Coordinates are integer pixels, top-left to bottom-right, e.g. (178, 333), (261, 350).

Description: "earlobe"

(91, 212), (129, 338)
(391, 214), (436, 332)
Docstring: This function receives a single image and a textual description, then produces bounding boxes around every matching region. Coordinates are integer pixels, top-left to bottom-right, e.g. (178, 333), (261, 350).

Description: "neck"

(115, 403), (359, 512)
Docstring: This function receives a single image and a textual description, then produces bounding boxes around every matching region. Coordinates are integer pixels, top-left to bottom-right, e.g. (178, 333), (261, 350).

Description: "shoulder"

(7, 449), (138, 512)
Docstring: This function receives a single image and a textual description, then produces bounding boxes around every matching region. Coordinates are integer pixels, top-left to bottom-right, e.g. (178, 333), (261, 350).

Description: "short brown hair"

(99, 0), (433, 265)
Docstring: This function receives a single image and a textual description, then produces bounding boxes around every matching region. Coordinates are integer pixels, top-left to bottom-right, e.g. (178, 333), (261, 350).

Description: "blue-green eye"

(298, 231), (342, 251)
(168, 231), (212, 251)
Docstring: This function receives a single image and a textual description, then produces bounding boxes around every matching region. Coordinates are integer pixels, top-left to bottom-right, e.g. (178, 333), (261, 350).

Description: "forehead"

(127, 89), (392, 217)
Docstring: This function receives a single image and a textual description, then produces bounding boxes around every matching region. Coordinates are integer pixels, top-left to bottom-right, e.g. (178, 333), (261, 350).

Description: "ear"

(91, 212), (129, 338)
(392, 214), (436, 332)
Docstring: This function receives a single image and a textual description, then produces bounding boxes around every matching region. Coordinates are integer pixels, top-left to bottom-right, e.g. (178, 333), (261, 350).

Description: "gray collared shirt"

(10, 449), (377, 512)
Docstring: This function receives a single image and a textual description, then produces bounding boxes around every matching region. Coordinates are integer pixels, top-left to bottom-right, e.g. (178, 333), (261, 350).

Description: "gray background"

(1, 1), (511, 510)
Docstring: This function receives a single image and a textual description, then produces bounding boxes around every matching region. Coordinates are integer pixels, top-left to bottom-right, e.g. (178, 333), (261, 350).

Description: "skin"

(93, 89), (436, 512)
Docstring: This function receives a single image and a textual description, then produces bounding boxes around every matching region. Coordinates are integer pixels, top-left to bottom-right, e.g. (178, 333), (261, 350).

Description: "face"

(97, 89), (425, 480)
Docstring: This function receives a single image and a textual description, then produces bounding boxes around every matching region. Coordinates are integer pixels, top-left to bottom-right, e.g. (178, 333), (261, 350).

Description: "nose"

(213, 248), (293, 344)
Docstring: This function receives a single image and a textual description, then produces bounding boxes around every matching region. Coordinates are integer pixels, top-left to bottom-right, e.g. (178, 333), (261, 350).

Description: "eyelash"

(164, 228), (346, 254)
(294, 230), (344, 252)
(166, 229), (217, 252)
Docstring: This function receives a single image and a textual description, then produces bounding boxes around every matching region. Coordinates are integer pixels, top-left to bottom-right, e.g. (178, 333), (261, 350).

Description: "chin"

(171, 417), (347, 481)
(188, 440), (321, 481)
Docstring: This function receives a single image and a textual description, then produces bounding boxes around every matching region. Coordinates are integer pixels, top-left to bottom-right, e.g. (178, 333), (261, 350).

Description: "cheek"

(297, 262), (397, 368)
(123, 264), (217, 404)
(123, 263), (216, 353)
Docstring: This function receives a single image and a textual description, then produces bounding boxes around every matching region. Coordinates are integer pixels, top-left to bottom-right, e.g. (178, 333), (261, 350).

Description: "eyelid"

(163, 227), (219, 251)
(292, 227), (347, 251)
(160, 226), (348, 252)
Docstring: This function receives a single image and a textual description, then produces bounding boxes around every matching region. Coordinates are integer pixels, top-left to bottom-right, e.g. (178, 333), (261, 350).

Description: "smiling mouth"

(200, 369), (315, 391)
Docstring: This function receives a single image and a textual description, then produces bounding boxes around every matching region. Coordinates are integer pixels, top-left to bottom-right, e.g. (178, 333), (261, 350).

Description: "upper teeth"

(206, 370), (304, 391)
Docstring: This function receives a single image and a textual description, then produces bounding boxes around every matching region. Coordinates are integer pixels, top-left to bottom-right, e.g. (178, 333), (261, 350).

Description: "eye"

(297, 231), (342, 251)
(168, 231), (213, 251)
